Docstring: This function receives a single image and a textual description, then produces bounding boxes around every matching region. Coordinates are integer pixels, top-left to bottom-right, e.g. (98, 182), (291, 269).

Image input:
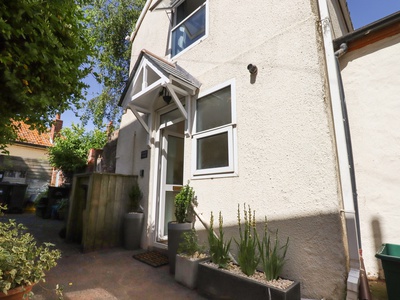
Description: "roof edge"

(333, 11), (400, 51)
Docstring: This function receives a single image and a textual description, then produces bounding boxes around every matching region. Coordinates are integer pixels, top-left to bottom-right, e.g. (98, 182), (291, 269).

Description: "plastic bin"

(375, 243), (400, 300)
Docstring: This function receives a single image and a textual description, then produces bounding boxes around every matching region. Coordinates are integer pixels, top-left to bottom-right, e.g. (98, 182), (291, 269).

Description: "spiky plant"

(235, 204), (260, 276)
(208, 211), (231, 269)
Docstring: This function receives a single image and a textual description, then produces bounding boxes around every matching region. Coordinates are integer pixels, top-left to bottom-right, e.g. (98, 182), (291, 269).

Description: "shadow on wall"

(372, 217), (383, 278)
(191, 211), (348, 299)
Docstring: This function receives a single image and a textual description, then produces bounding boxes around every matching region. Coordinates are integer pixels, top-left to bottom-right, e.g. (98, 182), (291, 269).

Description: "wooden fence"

(66, 173), (137, 252)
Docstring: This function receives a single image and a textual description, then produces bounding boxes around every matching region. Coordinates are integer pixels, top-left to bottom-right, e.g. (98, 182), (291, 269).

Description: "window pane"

(176, 0), (204, 24)
(166, 136), (184, 185)
(160, 108), (182, 125)
(196, 86), (231, 132)
(172, 5), (206, 56)
(164, 191), (178, 234)
(197, 132), (229, 169)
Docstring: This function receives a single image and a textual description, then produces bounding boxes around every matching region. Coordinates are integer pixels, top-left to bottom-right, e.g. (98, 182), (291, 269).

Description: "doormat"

(133, 251), (169, 267)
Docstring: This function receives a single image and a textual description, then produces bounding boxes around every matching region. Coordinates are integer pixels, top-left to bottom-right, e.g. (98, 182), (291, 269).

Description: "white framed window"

(192, 80), (237, 177)
(171, 0), (207, 57)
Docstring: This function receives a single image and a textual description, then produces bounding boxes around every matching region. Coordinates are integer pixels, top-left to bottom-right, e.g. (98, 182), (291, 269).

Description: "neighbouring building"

(114, 0), (399, 299)
(334, 11), (400, 280)
(0, 115), (64, 201)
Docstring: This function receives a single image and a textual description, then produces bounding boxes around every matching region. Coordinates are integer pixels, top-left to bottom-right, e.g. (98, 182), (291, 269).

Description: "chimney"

(50, 114), (63, 143)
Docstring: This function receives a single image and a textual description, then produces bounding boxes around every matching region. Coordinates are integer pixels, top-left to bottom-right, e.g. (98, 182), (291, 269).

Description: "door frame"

(151, 103), (187, 248)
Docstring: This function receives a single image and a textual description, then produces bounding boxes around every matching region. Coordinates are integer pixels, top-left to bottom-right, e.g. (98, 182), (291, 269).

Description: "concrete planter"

(175, 255), (210, 289)
(123, 212), (144, 250)
(197, 262), (301, 300)
(167, 222), (192, 274)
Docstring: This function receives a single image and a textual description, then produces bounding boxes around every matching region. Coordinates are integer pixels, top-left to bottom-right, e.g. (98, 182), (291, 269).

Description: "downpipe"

(334, 43), (372, 300)
(317, 1), (361, 299)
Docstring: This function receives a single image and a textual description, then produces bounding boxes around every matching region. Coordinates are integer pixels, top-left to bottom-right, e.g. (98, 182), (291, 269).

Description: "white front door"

(157, 120), (185, 242)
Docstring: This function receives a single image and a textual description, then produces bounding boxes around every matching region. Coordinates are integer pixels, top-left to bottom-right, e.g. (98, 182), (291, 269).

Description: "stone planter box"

(175, 255), (210, 289)
(197, 262), (301, 300)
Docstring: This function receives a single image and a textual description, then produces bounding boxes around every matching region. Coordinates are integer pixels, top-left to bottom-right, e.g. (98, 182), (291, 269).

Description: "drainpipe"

(317, 1), (360, 300)
(333, 43), (362, 249)
(127, 0), (153, 43)
(334, 43), (372, 300)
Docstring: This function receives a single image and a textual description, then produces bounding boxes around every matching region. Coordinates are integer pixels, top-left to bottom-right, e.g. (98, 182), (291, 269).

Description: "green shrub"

(0, 205), (61, 294)
(177, 229), (205, 257)
(128, 182), (142, 212)
(174, 183), (194, 223)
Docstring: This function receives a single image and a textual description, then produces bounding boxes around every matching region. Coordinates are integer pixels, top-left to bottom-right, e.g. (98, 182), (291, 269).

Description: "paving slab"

(2, 212), (206, 300)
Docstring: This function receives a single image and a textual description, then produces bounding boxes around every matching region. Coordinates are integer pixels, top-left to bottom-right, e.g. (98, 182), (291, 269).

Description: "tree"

(82, 0), (145, 127)
(0, 0), (92, 151)
(47, 124), (107, 178)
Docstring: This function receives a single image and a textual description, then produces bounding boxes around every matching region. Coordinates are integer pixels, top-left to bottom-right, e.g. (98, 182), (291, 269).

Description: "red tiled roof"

(13, 121), (52, 147)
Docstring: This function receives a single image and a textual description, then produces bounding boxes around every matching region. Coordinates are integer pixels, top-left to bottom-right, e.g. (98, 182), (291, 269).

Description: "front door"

(157, 120), (185, 242)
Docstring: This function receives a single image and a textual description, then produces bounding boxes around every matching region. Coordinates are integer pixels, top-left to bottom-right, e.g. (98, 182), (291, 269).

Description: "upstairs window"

(171, 0), (207, 57)
(192, 81), (237, 177)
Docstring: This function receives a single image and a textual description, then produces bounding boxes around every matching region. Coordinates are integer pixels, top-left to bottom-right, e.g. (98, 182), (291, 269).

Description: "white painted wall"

(340, 34), (400, 279)
(6, 144), (48, 160)
(116, 0), (350, 298)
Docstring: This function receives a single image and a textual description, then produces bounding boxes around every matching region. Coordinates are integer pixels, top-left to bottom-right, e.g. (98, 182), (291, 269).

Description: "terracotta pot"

(0, 285), (33, 300)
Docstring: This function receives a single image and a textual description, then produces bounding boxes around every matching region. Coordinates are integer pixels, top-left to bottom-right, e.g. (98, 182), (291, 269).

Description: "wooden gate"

(66, 173), (137, 252)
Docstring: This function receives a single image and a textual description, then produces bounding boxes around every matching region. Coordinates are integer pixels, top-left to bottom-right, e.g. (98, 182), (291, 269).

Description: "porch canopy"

(118, 49), (201, 134)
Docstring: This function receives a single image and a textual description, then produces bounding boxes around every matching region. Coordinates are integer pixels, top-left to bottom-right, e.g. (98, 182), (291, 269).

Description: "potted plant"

(168, 183), (194, 274)
(33, 190), (48, 219)
(0, 205), (61, 299)
(175, 229), (209, 289)
(197, 205), (301, 300)
(55, 198), (69, 221)
(123, 182), (143, 250)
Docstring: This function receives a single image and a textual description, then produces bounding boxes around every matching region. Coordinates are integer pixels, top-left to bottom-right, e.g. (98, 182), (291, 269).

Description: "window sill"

(191, 171), (238, 180)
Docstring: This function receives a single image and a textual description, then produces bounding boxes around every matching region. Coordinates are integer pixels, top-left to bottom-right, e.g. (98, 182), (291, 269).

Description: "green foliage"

(47, 124), (107, 175)
(82, 0), (145, 127)
(177, 229), (205, 257)
(128, 182), (142, 212)
(235, 204), (260, 276)
(174, 183), (194, 223)
(0, 0), (92, 150)
(56, 198), (69, 215)
(208, 212), (231, 269)
(0, 212), (61, 294)
(258, 217), (289, 281)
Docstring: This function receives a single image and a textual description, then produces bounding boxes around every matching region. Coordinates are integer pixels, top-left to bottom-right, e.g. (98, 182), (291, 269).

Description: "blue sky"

(347, 0), (400, 29)
(61, 73), (101, 132)
(61, 1), (400, 131)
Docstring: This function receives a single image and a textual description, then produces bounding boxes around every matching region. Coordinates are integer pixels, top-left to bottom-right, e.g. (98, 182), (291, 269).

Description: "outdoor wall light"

(247, 64), (258, 75)
(162, 87), (172, 104)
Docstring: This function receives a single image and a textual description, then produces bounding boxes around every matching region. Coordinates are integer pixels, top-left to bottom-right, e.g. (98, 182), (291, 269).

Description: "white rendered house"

(116, 0), (363, 299)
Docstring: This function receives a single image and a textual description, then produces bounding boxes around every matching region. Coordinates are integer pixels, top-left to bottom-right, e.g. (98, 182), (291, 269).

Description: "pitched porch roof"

(118, 49), (201, 134)
(118, 49), (201, 109)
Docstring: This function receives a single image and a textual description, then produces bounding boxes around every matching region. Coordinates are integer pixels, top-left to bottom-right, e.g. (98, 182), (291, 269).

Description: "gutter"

(317, 1), (360, 299)
(333, 11), (400, 50)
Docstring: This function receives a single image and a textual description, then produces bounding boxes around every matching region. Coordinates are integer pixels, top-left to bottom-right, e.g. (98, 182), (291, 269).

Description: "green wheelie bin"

(375, 243), (400, 300)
